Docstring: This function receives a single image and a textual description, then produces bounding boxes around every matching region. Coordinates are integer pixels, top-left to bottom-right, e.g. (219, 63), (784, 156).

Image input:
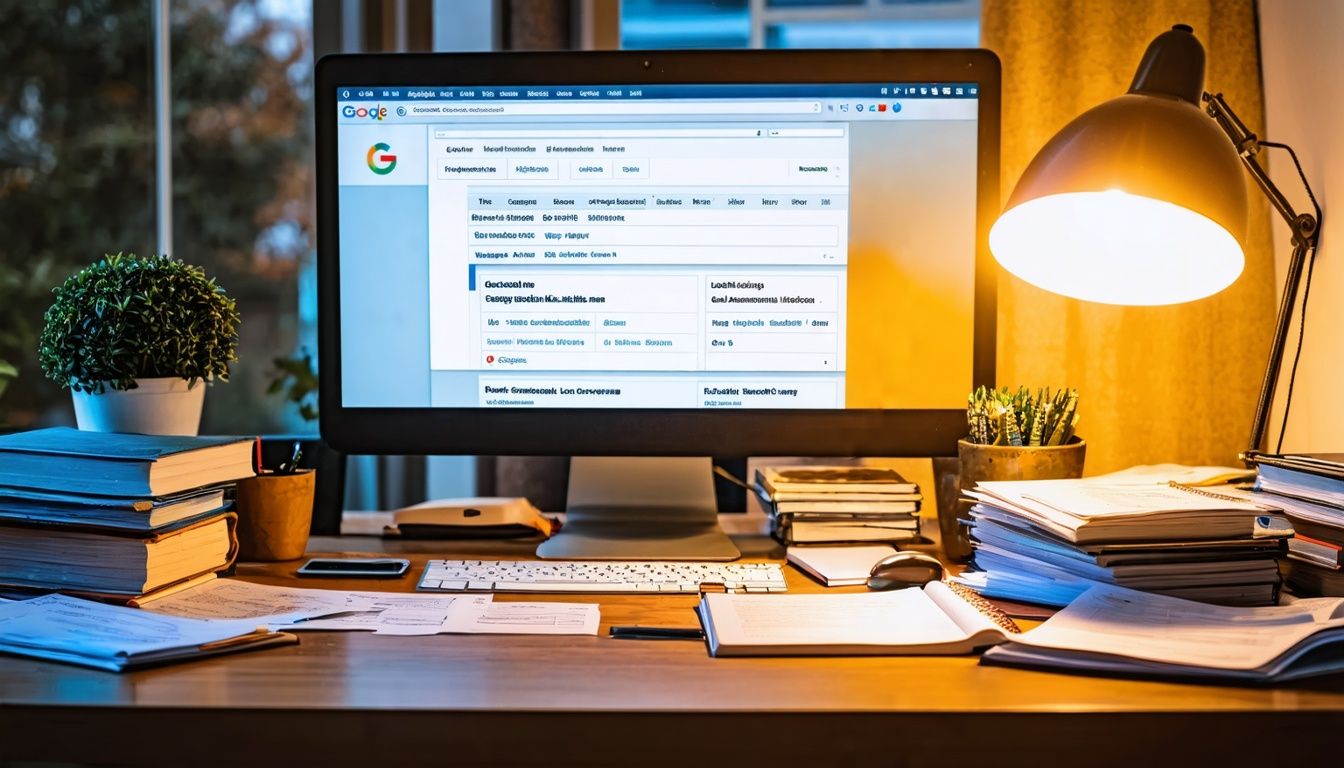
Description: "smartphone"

(296, 558), (411, 578)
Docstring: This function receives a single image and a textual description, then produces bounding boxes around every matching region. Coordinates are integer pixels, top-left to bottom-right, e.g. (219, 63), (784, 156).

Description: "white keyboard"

(417, 559), (788, 594)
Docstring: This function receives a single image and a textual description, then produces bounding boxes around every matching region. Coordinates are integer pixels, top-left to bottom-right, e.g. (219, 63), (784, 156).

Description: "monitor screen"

(333, 81), (980, 413)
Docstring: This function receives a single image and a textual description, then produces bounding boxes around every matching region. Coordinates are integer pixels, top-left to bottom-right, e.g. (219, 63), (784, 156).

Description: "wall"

(1259, 0), (1344, 452)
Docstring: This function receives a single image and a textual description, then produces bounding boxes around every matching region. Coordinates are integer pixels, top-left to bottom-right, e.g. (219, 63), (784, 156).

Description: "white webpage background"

(426, 125), (849, 408)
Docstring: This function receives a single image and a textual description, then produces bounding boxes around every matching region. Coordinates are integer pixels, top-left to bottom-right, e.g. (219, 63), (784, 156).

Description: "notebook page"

(0, 594), (263, 658)
(924, 580), (1011, 638)
(980, 481), (1263, 519)
(703, 589), (971, 648)
(1010, 585), (1344, 670)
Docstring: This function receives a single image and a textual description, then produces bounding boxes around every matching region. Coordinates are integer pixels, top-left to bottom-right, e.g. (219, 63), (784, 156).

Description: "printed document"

(443, 600), (600, 636)
(141, 579), (484, 635)
(141, 578), (597, 636)
(1006, 584), (1344, 670)
(0, 594), (273, 671)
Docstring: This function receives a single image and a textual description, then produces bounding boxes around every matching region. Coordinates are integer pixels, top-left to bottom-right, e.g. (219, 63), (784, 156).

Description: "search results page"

(335, 83), (981, 410)
(427, 126), (849, 408)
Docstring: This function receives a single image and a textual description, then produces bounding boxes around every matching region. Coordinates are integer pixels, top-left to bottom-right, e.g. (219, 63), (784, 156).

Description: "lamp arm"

(1202, 93), (1323, 458)
(1203, 92), (1319, 245)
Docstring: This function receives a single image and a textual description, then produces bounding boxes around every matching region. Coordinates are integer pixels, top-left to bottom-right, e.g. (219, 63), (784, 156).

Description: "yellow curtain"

(981, 0), (1276, 474)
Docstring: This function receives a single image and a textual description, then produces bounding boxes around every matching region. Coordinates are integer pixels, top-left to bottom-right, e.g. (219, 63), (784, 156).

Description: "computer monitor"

(316, 50), (999, 560)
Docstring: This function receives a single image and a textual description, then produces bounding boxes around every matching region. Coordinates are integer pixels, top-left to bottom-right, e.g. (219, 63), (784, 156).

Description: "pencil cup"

(233, 470), (316, 561)
(942, 439), (1086, 562)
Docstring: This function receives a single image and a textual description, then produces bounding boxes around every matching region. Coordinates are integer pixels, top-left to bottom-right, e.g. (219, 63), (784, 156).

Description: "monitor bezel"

(315, 49), (1000, 457)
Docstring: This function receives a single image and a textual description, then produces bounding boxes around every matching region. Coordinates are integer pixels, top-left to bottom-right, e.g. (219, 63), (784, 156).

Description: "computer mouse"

(866, 551), (944, 591)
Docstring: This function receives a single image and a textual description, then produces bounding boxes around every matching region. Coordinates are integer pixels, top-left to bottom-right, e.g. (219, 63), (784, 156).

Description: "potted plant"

(38, 253), (240, 436)
(938, 386), (1086, 561)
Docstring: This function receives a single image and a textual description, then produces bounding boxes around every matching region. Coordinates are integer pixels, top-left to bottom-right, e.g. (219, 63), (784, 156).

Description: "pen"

(609, 626), (704, 641)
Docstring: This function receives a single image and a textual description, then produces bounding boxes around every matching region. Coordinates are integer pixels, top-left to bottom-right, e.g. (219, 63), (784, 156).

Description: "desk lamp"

(989, 24), (1321, 456)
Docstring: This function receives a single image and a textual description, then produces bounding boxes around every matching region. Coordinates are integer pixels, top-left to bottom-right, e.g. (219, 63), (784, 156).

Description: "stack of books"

(0, 428), (256, 602)
(755, 465), (922, 545)
(956, 479), (1289, 607)
(1246, 453), (1344, 596)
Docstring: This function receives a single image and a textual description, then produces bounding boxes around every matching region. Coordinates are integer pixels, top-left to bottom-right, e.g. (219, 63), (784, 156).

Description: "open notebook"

(697, 581), (1019, 657)
(983, 585), (1344, 683)
(700, 581), (1344, 682)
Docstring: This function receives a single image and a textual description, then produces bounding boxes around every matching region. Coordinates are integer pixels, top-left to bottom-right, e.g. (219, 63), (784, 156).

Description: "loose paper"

(141, 579), (598, 636)
(142, 579), (487, 634)
(141, 579), (352, 625)
(442, 600), (600, 636)
(0, 594), (266, 670)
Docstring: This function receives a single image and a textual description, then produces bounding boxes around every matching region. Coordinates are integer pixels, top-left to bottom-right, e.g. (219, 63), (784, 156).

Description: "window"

(0, 2), (155, 429)
(171, 0), (314, 434)
(620, 0), (980, 50)
(0, 1), (313, 434)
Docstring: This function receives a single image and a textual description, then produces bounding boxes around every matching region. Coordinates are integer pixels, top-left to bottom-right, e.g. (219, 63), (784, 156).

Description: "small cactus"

(967, 386), (1079, 446)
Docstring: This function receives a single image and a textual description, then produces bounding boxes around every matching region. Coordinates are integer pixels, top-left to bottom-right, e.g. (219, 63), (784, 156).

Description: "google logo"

(367, 143), (397, 175)
(342, 104), (387, 120)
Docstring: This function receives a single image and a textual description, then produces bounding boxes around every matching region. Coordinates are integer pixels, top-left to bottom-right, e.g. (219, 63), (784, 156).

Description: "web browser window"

(335, 83), (979, 410)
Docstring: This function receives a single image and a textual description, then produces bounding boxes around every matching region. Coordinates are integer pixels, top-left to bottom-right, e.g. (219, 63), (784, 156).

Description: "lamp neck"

(1202, 91), (1320, 246)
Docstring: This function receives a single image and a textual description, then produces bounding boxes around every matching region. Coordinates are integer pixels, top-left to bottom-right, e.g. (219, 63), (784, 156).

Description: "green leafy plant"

(39, 253), (241, 394)
(268, 348), (319, 423)
(967, 386), (1079, 446)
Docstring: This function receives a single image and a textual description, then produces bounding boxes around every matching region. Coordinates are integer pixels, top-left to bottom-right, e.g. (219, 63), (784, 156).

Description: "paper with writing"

(442, 600), (600, 636)
(0, 594), (264, 666)
(140, 579), (351, 625)
(1009, 584), (1344, 670)
(142, 579), (489, 633)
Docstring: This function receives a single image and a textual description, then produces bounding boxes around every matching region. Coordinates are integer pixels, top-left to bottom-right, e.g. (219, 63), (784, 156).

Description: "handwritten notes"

(142, 579), (599, 636)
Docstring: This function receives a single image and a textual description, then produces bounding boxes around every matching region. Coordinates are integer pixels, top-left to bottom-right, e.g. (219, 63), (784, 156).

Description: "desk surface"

(2, 528), (1342, 767)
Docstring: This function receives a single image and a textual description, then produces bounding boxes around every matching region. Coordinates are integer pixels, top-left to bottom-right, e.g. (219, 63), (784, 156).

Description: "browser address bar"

(407, 100), (822, 117)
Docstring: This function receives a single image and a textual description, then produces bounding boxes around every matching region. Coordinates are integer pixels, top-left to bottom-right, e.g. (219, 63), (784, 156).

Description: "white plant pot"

(71, 377), (206, 436)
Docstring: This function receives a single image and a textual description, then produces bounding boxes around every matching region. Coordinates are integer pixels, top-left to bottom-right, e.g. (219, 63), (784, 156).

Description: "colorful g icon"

(367, 142), (397, 175)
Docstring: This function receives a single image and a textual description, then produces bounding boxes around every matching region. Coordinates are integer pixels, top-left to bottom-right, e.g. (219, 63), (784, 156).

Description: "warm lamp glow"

(989, 190), (1244, 305)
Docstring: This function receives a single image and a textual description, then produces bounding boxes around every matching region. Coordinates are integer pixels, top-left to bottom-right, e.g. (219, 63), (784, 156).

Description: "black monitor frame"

(316, 49), (1000, 458)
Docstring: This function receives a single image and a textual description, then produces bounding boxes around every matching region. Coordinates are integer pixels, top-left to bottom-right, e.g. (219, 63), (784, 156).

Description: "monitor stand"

(535, 457), (741, 561)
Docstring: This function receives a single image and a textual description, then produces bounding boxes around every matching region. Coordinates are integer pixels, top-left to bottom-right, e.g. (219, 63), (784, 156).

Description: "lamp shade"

(989, 25), (1249, 305)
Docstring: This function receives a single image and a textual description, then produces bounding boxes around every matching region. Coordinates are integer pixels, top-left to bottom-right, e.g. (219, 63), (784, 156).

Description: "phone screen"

(298, 559), (409, 577)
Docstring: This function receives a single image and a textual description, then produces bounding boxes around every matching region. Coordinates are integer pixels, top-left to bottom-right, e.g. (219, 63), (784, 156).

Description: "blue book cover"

(0, 429), (255, 497)
(0, 428), (250, 462)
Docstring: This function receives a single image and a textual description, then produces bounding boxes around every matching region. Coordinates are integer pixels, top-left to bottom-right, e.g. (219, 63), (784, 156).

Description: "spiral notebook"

(965, 479), (1280, 544)
(696, 580), (1019, 657)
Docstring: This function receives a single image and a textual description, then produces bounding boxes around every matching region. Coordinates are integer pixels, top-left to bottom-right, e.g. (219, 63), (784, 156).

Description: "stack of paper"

(1245, 454), (1344, 596)
(957, 479), (1289, 607)
(756, 466), (922, 544)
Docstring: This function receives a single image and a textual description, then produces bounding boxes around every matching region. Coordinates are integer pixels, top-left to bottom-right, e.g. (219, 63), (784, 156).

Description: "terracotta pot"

(234, 470), (316, 561)
(937, 438), (1087, 562)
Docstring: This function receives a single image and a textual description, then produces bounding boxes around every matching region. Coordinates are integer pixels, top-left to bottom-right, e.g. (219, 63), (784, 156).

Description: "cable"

(1259, 141), (1322, 454)
(1276, 241), (1317, 455)
(1261, 140), (1322, 225)
(711, 463), (750, 490)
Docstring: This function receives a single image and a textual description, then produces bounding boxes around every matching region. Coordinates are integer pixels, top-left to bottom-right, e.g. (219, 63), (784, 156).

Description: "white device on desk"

(388, 497), (555, 539)
(417, 560), (788, 594)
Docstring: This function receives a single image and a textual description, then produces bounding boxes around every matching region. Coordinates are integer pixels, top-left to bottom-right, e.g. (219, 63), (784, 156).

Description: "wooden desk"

(1, 529), (1341, 767)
